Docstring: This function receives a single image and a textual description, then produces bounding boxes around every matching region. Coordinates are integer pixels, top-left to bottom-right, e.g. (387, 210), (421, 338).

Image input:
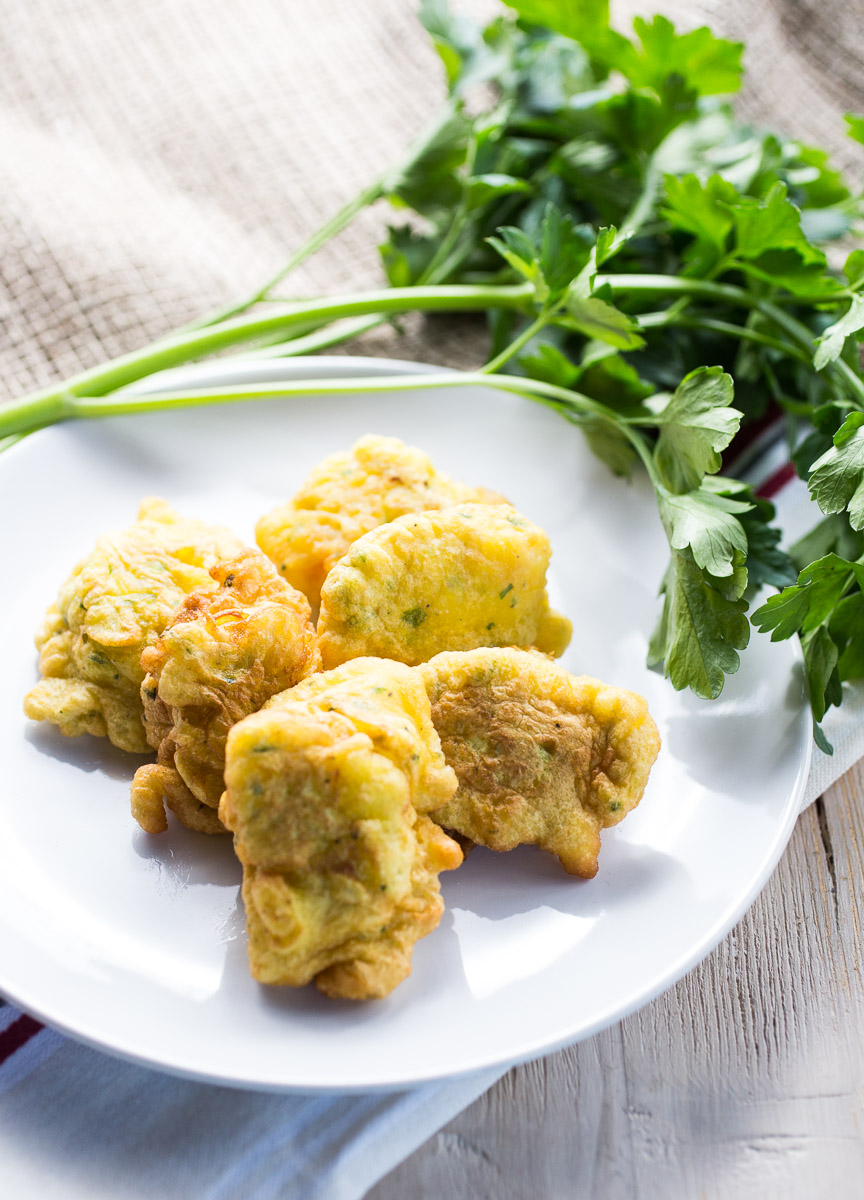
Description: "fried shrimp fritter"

(23, 498), (243, 753)
(418, 649), (661, 878)
(219, 658), (462, 999)
(317, 504), (572, 669)
(131, 550), (321, 836)
(255, 434), (505, 612)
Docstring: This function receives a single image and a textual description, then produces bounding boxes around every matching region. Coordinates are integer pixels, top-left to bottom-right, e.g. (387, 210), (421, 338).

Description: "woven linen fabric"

(2, 2), (864, 1199)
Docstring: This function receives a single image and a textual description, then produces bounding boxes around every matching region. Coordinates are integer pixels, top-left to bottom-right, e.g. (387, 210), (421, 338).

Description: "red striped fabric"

(756, 461), (797, 499)
(723, 404), (785, 475)
(0, 1014), (43, 1066)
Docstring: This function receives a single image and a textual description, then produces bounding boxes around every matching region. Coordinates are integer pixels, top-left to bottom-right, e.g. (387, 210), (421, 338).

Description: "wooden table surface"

(369, 761), (864, 1198)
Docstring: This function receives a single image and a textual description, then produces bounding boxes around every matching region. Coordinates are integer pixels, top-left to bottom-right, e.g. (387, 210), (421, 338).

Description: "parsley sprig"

(4, 0), (864, 744)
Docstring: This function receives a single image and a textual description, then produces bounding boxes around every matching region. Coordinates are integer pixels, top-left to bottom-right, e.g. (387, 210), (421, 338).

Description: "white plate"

(0, 356), (810, 1092)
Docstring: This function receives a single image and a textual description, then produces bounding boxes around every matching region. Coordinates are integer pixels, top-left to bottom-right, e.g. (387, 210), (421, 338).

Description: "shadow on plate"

(132, 818), (241, 889)
(441, 838), (685, 922)
(25, 722), (144, 781)
(659, 661), (807, 797)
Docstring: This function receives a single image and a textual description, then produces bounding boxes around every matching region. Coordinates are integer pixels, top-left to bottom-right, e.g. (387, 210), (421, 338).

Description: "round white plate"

(0, 356), (810, 1092)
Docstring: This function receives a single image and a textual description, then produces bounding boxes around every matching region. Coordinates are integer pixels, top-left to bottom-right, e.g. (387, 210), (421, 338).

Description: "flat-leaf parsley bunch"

(4, 0), (864, 748)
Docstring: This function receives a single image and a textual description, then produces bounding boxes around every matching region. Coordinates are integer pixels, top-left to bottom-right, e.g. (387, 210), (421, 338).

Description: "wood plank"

(368, 763), (864, 1199)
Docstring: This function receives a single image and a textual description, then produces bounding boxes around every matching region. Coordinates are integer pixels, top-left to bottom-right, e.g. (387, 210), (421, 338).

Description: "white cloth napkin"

(0, 1005), (504, 1200)
(1, 471), (860, 1200)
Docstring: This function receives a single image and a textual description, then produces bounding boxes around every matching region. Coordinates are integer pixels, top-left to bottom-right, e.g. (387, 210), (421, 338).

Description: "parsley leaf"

(488, 204), (642, 349)
(658, 484), (750, 579)
(652, 367), (742, 493)
(808, 412), (864, 531)
(661, 173), (736, 273)
(752, 547), (862, 750)
(648, 548), (750, 699)
(829, 593), (864, 680)
(515, 342), (640, 476)
(517, 342), (579, 387)
(419, 0), (492, 94)
(727, 182), (830, 292)
(731, 182), (809, 258)
(844, 248), (864, 291)
(467, 173), (532, 209)
(662, 175), (833, 290)
(802, 626), (842, 735)
(505, 0), (633, 72)
(739, 497), (798, 590)
(380, 225), (437, 287)
(751, 553), (864, 639)
(562, 295), (644, 349)
(385, 107), (473, 218)
(814, 295), (864, 370)
(789, 514), (864, 572)
(627, 16), (743, 98)
(581, 417), (637, 479)
(845, 113), (864, 147)
(487, 203), (594, 303)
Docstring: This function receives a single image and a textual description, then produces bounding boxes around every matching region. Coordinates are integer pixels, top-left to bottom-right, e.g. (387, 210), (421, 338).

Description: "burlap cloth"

(2, 0), (863, 402)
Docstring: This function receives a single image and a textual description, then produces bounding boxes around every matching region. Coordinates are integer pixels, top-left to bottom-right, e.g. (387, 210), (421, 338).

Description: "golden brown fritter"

(23, 498), (243, 753)
(219, 658), (462, 999)
(255, 434), (505, 613)
(317, 504), (572, 669)
(418, 648), (661, 878)
(131, 550), (321, 835)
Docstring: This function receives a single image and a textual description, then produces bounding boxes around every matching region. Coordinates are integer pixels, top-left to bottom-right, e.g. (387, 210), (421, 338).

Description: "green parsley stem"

(241, 315), (389, 359)
(597, 273), (756, 305)
(637, 310), (811, 362)
(608, 275), (864, 406)
(481, 312), (552, 374)
(7, 270), (864, 442)
(4, 371), (615, 432)
(758, 299), (864, 406)
(0, 284), (533, 438)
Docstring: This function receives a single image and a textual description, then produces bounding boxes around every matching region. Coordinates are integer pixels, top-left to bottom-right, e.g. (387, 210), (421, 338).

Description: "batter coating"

(220, 658), (462, 999)
(317, 504), (572, 669)
(23, 498), (243, 753)
(418, 648), (661, 878)
(255, 434), (505, 613)
(131, 550), (320, 835)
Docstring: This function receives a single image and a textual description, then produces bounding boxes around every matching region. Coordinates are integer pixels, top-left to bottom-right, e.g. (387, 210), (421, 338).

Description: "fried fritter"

(255, 434), (505, 613)
(23, 498), (243, 753)
(131, 550), (321, 835)
(317, 504), (572, 669)
(418, 648), (661, 878)
(219, 658), (462, 999)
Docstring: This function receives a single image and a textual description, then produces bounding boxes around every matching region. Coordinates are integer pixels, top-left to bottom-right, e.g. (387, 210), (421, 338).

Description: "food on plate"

(418, 648), (661, 878)
(23, 498), (243, 753)
(131, 550), (320, 835)
(21, 430), (660, 1010)
(219, 657), (463, 999)
(255, 434), (506, 613)
(316, 503), (572, 669)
